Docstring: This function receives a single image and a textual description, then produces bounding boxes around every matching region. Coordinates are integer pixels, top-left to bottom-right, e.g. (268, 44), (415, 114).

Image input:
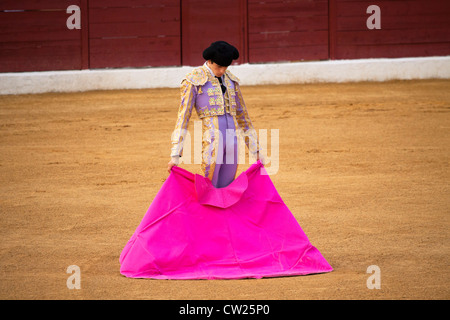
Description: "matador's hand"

(256, 151), (266, 165)
(167, 157), (179, 173)
(167, 160), (177, 173)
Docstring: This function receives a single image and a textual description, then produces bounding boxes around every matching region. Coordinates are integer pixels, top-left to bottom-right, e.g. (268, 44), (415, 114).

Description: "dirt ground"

(0, 79), (448, 300)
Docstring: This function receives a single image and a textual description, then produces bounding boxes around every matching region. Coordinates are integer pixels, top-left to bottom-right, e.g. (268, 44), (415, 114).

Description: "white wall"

(1, 56), (449, 95)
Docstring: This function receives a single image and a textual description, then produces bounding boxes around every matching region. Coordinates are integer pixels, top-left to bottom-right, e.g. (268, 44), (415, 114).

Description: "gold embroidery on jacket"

(201, 116), (220, 180)
(171, 80), (195, 157)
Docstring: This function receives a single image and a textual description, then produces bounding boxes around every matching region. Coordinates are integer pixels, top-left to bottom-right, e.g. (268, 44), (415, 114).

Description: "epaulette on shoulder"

(225, 70), (240, 83)
(183, 67), (208, 86)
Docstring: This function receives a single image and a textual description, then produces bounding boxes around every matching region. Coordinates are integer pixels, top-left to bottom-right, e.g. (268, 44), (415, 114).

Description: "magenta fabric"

(119, 161), (333, 279)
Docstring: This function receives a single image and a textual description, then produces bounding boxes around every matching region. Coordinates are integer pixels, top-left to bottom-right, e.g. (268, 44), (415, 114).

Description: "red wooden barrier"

(248, 0), (329, 63)
(88, 0), (180, 68)
(0, 1), (449, 72)
(331, 0), (450, 59)
(0, 0), (83, 72)
(181, 0), (247, 67)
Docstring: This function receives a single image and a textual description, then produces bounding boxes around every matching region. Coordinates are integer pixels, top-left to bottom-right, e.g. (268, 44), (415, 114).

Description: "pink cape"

(119, 161), (332, 279)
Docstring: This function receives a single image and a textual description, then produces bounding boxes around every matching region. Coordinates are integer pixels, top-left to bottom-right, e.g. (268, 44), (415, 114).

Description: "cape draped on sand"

(119, 161), (332, 279)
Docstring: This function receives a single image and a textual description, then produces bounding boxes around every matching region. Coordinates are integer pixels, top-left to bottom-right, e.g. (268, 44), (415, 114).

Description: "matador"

(168, 41), (262, 188)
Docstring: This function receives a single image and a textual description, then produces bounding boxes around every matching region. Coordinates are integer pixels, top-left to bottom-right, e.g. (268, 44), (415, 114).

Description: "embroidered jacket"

(170, 65), (260, 176)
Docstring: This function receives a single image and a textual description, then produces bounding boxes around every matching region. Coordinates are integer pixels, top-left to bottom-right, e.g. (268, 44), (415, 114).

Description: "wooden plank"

(81, 0), (89, 69)
(90, 21), (179, 38)
(181, 0), (245, 66)
(89, 36), (180, 68)
(249, 15), (328, 33)
(250, 30), (328, 48)
(336, 0), (450, 30)
(337, 13), (450, 31)
(89, 51), (180, 68)
(1, 0), (79, 10)
(335, 42), (450, 59)
(248, 0), (329, 62)
(249, 0), (328, 18)
(240, 0), (249, 63)
(250, 45), (329, 62)
(0, 5), (83, 72)
(334, 0), (450, 59)
(337, 28), (450, 46)
(336, 0), (450, 17)
(89, 6), (180, 24)
(0, 40), (82, 72)
(89, 0), (179, 8)
(89, 1), (181, 68)
(329, 0), (338, 59)
(90, 36), (180, 53)
(0, 11), (81, 42)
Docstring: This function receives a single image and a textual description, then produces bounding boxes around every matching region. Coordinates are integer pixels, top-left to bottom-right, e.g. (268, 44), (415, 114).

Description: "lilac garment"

(119, 161), (333, 280)
(211, 112), (238, 188)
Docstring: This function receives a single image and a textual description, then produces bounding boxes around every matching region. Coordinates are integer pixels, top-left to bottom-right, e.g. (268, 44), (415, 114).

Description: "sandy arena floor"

(0, 79), (449, 300)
